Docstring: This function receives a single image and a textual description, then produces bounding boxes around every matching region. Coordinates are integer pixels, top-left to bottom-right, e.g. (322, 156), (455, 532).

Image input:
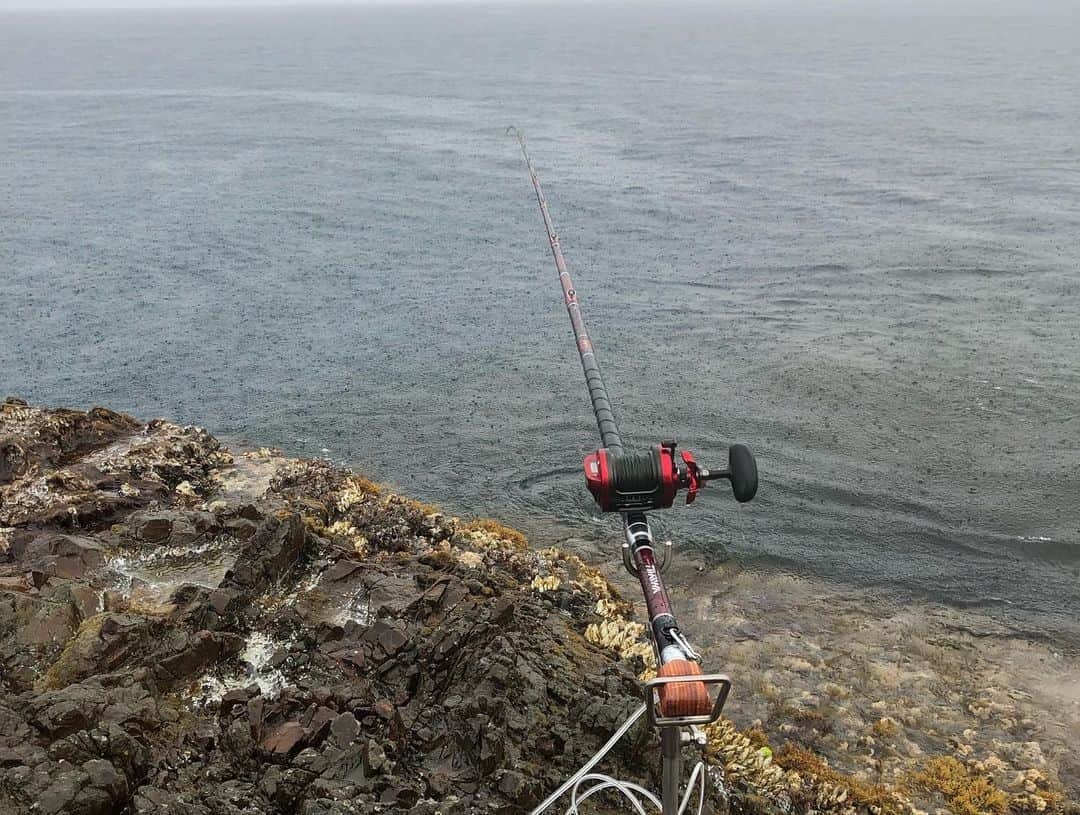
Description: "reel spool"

(584, 441), (758, 512)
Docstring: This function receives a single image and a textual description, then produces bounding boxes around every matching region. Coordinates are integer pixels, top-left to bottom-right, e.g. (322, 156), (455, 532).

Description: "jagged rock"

(497, 770), (526, 797)
(154, 629), (243, 684)
(19, 534), (106, 580)
(41, 614), (151, 690)
(363, 619), (409, 660)
(263, 721), (307, 757)
(0, 747), (23, 767)
(0, 437), (28, 484)
(37, 767), (112, 815)
(132, 514), (174, 543)
(222, 512), (308, 593)
(330, 712), (360, 748)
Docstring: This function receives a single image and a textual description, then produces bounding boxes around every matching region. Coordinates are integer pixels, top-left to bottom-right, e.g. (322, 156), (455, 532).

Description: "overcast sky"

(1, 0), (518, 8)
(0, 0), (1054, 10)
(0, 0), (599, 8)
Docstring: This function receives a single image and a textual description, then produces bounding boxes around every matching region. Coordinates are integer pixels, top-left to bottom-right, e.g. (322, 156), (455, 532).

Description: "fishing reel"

(584, 441), (757, 513)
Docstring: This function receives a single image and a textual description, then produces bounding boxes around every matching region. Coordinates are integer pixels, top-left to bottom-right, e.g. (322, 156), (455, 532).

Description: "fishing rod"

(509, 128), (759, 815)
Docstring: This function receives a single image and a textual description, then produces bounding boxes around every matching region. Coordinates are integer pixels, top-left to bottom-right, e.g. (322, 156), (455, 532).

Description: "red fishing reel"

(584, 441), (757, 513)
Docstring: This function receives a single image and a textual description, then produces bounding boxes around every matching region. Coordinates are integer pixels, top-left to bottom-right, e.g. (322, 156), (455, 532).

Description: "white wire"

(570, 774), (662, 815)
(529, 704), (647, 815)
(678, 762), (706, 815)
(529, 704), (711, 815)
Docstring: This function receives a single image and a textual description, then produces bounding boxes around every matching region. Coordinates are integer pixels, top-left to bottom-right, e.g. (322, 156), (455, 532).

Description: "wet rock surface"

(1, 400), (1075, 815)
(0, 402), (657, 815)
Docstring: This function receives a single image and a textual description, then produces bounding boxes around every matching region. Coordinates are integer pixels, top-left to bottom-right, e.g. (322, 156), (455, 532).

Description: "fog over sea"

(2, 2), (1079, 646)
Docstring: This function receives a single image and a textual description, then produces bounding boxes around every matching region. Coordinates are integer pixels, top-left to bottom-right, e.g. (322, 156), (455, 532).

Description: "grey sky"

(1, 0), (513, 8)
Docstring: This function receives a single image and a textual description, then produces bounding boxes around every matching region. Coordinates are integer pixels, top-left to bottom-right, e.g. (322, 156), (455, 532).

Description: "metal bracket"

(621, 540), (672, 576)
(643, 672), (732, 728)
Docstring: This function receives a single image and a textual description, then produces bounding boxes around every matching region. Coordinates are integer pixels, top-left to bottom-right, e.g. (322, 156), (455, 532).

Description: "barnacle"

(175, 481), (199, 500)
(702, 718), (790, 802)
(335, 476), (381, 513)
(325, 520), (368, 556)
(456, 550), (484, 569)
(463, 518), (528, 550)
(531, 574), (562, 593)
(595, 598), (623, 619)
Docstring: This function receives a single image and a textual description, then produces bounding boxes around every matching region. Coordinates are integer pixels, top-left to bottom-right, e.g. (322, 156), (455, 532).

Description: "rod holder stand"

(643, 672), (731, 728)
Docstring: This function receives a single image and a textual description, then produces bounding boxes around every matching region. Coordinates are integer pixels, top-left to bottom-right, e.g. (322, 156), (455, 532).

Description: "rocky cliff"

(0, 400), (1072, 815)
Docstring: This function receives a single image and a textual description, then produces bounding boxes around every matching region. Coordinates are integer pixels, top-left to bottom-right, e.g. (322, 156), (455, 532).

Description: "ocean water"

(2, 2), (1078, 645)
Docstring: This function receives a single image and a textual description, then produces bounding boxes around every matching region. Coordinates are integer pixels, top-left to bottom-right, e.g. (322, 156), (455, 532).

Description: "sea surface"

(2, 2), (1078, 646)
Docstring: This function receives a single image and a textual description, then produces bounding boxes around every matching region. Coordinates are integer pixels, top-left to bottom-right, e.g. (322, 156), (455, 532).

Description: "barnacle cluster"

(463, 518), (528, 550)
(583, 617), (648, 669)
(456, 550), (484, 569)
(1008, 770), (1064, 815)
(175, 480), (200, 504)
(241, 447), (281, 459)
(335, 476), (382, 513)
(0, 401), (35, 423)
(325, 519), (368, 556)
(530, 574), (562, 593)
(703, 718), (791, 804)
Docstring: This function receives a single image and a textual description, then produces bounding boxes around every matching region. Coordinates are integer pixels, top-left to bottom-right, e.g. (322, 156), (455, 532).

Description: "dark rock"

(238, 503), (263, 521)
(220, 686), (257, 710)
(0, 437), (28, 484)
(0, 747), (23, 767)
(45, 535), (105, 580)
(380, 782), (419, 808)
(330, 712), (360, 748)
(132, 514), (173, 544)
(306, 706), (338, 746)
(222, 513), (308, 593)
(208, 587), (240, 615)
(126, 510), (203, 547)
(248, 695), (266, 736)
(373, 699), (395, 720)
(262, 721), (306, 757)
(364, 620), (408, 660)
(491, 596), (515, 626)
(83, 758), (128, 804)
(41, 614), (150, 690)
(38, 767), (112, 815)
(225, 517), (258, 540)
(324, 560), (363, 582)
(497, 770), (525, 798)
(154, 629), (243, 684)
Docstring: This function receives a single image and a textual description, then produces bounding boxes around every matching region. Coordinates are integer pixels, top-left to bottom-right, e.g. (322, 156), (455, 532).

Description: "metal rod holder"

(643, 672), (732, 728)
(621, 540), (672, 576)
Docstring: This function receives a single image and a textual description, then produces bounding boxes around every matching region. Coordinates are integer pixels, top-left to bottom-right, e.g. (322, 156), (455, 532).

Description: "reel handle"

(703, 444), (758, 503)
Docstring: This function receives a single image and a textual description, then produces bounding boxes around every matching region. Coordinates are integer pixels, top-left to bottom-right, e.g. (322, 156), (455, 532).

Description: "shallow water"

(2, 2), (1079, 645)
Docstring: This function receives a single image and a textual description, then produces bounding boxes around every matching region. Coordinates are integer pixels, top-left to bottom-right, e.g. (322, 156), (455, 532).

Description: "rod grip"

(657, 659), (711, 718)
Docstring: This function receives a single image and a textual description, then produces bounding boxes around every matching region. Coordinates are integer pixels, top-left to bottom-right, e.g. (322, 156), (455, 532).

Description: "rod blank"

(509, 128), (624, 453)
